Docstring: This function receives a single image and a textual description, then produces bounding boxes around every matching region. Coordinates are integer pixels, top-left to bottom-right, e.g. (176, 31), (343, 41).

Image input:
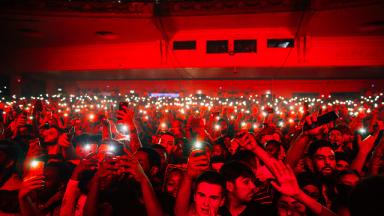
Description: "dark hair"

(328, 127), (342, 136)
(195, 171), (226, 194)
(349, 176), (384, 216)
(151, 144), (168, 155)
(335, 152), (352, 164)
(219, 160), (256, 182)
(307, 140), (333, 158)
(336, 170), (360, 183)
(137, 147), (161, 168)
(231, 150), (257, 170)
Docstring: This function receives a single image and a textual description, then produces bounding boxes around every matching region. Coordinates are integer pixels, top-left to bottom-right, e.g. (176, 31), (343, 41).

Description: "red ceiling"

(0, 1), (383, 80)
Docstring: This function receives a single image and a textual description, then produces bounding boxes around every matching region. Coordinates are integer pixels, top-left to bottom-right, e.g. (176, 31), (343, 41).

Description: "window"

(267, 39), (294, 48)
(234, 40), (257, 53)
(206, 40), (228, 53)
(173, 41), (196, 50)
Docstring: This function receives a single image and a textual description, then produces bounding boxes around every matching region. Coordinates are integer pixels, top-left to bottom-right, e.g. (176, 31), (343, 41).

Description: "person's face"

(165, 171), (183, 197)
(153, 147), (167, 169)
(171, 121), (183, 137)
(230, 176), (256, 203)
(277, 195), (306, 216)
(313, 147), (336, 177)
(265, 143), (279, 159)
(336, 160), (350, 172)
(339, 173), (359, 187)
(329, 130), (343, 145)
(294, 159), (306, 174)
(302, 184), (321, 201)
(41, 127), (59, 144)
(211, 162), (224, 173)
(135, 151), (151, 174)
(219, 121), (228, 134)
(261, 133), (281, 145)
(223, 137), (231, 147)
(194, 182), (225, 216)
(158, 134), (175, 155)
(212, 144), (224, 157)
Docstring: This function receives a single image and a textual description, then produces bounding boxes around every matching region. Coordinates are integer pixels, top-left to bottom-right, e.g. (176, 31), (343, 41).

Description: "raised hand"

(116, 107), (135, 125)
(269, 160), (300, 197)
(71, 156), (98, 180)
(57, 133), (71, 148)
(187, 150), (210, 179)
(117, 153), (147, 182)
(19, 175), (45, 199)
(302, 113), (327, 136)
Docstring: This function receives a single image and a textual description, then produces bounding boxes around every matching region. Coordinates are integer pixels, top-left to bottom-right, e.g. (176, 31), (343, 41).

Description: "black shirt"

(219, 202), (274, 216)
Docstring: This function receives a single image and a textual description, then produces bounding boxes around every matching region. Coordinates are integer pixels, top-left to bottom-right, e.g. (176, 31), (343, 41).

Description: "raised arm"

(119, 152), (164, 216)
(286, 114), (325, 169)
(175, 150), (209, 216)
(269, 161), (337, 216)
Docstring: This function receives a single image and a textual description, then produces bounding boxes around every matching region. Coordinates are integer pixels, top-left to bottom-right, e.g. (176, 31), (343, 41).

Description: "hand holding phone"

(26, 160), (45, 179)
(303, 111), (339, 132)
(187, 149), (209, 179)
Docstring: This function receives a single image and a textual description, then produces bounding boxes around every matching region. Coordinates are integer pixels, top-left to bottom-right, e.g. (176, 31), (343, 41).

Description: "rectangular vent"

(267, 39), (294, 48)
(206, 40), (228, 53)
(234, 39), (257, 53)
(173, 41), (196, 50)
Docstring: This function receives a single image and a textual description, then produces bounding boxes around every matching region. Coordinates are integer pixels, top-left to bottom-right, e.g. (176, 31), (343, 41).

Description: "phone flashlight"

(108, 145), (115, 152)
(194, 141), (202, 149)
(29, 160), (45, 177)
(84, 144), (91, 151)
(89, 114), (95, 121)
(214, 124), (220, 131)
(120, 124), (129, 133)
(358, 127), (367, 135)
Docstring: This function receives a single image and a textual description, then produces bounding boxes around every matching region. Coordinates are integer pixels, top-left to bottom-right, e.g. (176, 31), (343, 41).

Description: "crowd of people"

(0, 89), (383, 216)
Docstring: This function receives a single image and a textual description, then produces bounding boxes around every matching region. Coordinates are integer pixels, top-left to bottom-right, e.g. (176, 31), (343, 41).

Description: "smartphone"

(83, 143), (98, 154)
(27, 160), (45, 177)
(303, 111), (339, 131)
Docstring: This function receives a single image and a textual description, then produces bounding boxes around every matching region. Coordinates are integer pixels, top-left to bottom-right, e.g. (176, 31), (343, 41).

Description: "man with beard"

(219, 161), (272, 216)
(306, 140), (337, 209)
